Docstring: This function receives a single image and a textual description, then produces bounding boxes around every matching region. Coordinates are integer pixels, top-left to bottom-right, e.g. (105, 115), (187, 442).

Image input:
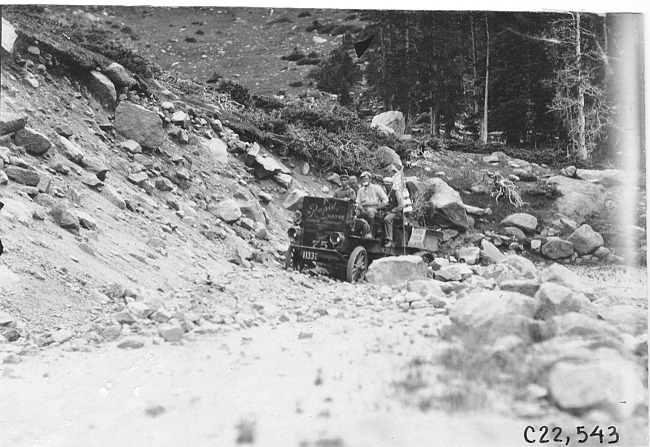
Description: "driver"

(356, 171), (388, 238)
(333, 174), (356, 200)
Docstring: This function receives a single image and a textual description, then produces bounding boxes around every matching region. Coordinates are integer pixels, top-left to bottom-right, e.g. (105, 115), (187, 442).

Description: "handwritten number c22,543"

(524, 426), (619, 445)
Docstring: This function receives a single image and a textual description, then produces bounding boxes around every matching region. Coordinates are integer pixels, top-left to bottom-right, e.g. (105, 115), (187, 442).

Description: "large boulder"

(546, 312), (622, 342)
(375, 146), (402, 169)
(598, 305), (647, 336)
(282, 189), (307, 211)
(103, 62), (136, 88)
(567, 224), (604, 255)
(115, 102), (165, 149)
(209, 199), (241, 223)
(534, 282), (597, 320)
(548, 359), (645, 420)
(434, 263), (473, 282)
(481, 239), (506, 263)
(57, 136), (85, 163)
(407, 279), (446, 299)
(1, 18), (18, 55)
(546, 176), (606, 222)
(4, 165), (40, 186)
(500, 213), (538, 233)
(366, 255), (428, 288)
(425, 178), (469, 230)
(50, 201), (80, 234)
(87, 71), (117, 110)
(499, 254), (537, 279)
(541, 237), (574, 259)
(0, 112), (27, 135)
(576, 168), (625, 188)
(371, 111), (405, 137)
(13, 127), (52, 156)
(538, 263), (594, 296)
(254, 154), (291, 179)
(449, 290), (537, 342)
(200, 137), (228, 165)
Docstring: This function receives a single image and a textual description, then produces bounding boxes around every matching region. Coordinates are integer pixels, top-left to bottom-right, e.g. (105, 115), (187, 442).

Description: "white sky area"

(3, 0), (648, 13)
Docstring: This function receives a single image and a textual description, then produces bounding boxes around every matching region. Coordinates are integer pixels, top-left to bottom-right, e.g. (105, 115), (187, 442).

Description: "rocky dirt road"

(1, 264), (647, 447)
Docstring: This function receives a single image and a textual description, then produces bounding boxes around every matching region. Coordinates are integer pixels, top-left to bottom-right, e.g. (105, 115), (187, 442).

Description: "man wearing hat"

(356, 171), (388, 237)
(333, 174), (356, 200)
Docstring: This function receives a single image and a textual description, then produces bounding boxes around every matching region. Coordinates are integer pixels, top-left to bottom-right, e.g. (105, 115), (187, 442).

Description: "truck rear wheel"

(346, 246), (368, 282)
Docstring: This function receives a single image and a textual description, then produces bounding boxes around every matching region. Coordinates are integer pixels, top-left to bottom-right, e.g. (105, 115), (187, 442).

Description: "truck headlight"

(288, 227), (301, 240)
(329, 232), (345, 246)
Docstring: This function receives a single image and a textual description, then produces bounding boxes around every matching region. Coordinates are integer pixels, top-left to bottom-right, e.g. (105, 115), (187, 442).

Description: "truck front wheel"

(346, 246), (368, 282)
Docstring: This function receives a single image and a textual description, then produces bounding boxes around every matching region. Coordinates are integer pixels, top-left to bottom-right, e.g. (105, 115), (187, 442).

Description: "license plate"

(302, 250), (318, 261)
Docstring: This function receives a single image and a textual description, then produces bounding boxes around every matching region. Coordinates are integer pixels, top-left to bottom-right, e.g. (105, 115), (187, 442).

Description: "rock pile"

(366, 254), (647, 421)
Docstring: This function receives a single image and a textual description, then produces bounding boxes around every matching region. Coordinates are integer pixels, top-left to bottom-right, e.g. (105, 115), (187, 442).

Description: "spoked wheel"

(284, 246), (303, 271)
(346, 246), (368, 283)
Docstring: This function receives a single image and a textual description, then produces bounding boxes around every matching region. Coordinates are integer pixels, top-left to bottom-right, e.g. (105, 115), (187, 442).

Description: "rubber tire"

(346, 246), (368, 283)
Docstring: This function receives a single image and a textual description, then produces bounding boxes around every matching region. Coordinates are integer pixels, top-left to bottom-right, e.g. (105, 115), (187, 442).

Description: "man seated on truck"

(356, 171), (388, 238)
(332, 174), (356, 200)
(383, 180), (405, 248)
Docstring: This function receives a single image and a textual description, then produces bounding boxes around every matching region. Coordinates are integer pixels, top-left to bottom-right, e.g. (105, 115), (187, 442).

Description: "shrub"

(312, 48), (362, 106)
(214, 80), (252, 106)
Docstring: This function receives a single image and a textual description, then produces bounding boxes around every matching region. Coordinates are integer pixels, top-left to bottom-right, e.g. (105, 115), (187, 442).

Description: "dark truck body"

(285, 196), (441, 282)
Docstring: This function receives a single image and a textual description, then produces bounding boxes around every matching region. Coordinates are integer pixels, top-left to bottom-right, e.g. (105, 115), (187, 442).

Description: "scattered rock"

(548, 359), (645, 420)
(481, 239), (506, 263)
(158, 323), (184, 342)
(500, 226), (526, 241)
(127, 172), (150, 185)
(155, 177), (174, 191)
(0, 113), (27, 135)
(567, 224), (604, 255)
(538, 263), (594, 296)
(534, 282), (595, 320)
(210, 199), (242, 223)
(425, 178), (468, 229)
(546, 176), (606, 221)
(13, 127), (52, 156)
(576, 169), (625, 188)
(87, 71), (117, 109)
(499, 279), (540, 297)
(104, 62), (136, 88)
(201, 137), (228, 165)
(599, 305), (647, 336)
(115, 102), (165, 149)
(541, 238), (574, 259)
(127, 301), (153, 319)
(500, 213), (537, 233)
(449, 290), (537, 342)
(117, 339), (145, 349)
(371, 111), (405, 136)
(282, 189), (307, 211)
(4, 165), (40, 186)
(120, 139), (142, 154)
(0, 311), (15, 327)
(50, 201), (80, 233)
(366, 256), (428, 288)
(458, 246), (480, 265)
(102, 184), (126, 209)
(435, 263), (473, 282)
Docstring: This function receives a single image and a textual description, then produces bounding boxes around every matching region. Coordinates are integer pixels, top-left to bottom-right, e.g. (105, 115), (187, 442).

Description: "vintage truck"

(285, 196), (442, 282)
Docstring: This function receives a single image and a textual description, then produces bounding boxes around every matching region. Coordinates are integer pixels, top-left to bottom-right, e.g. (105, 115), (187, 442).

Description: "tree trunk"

(479, 14), (490, 145)
(470, 15), (479, 115)
(380, 24), (390, 110)
(575, 12), (587, 160)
